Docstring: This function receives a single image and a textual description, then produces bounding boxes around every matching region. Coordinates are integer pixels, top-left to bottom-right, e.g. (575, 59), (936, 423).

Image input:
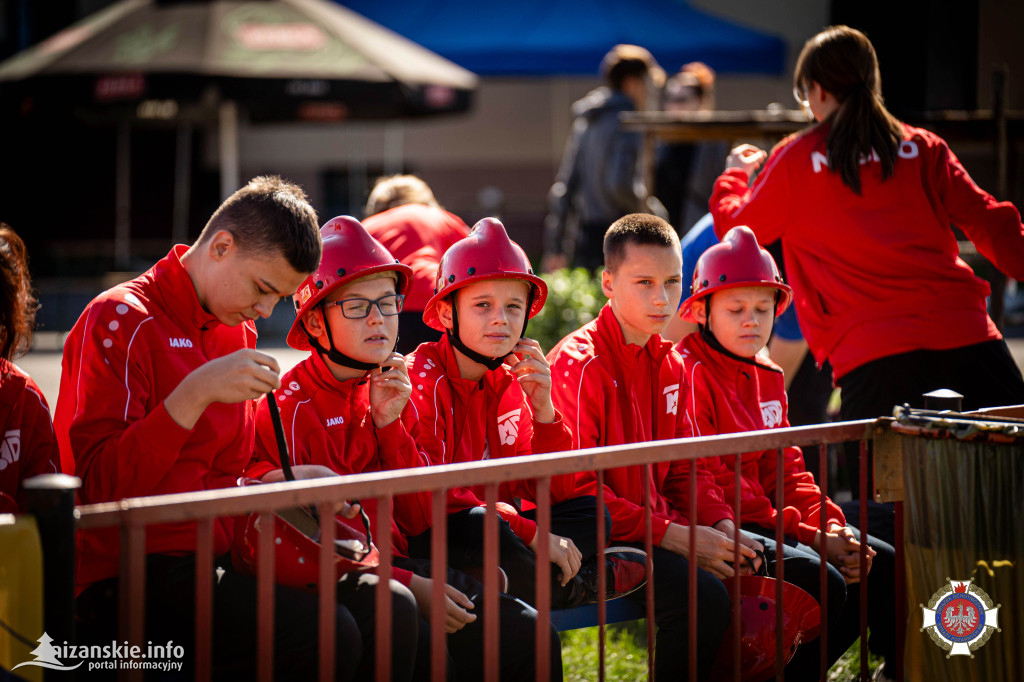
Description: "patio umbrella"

(0, 0), (477, 267)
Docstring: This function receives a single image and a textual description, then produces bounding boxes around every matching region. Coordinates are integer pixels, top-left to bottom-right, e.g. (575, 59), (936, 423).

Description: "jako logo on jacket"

(169, 338), (193, 348)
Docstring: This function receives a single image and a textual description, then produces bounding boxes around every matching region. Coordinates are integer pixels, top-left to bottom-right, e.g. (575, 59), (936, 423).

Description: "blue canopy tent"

(338, 0), (785, 76)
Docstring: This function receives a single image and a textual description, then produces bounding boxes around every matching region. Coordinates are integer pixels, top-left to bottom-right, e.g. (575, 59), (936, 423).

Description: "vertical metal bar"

(194, 518), (214, 682)
(115, 121), (131, 270)
(257, 511), (275, 682)
(642, 464), (655, 680)
(859, 440), (869, 682)
(595, 470), (607, 682)
(688, 458), (698, 682)
(376, 496), (394, 682)
(818, 444), (829, 681)
(733, 453), (742, 682)
(431, 491), (448, 681)
(119, 523), (145, 682)
(23, 473), (79, 673)
(483, 484), (500, 682)
(317, 502), (337, 682)
(534, 477), (552, 682)
(894, 500), (905, 682)
(775, 448), (785, 682)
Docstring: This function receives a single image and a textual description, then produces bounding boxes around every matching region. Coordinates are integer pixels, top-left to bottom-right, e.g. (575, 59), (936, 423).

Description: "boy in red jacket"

(547, 213), (761, 681)
(678, 225), (895, 679)
(402, 217), (646, 611)
(55, 177), (364, 680)
(248, 215), (560, 681)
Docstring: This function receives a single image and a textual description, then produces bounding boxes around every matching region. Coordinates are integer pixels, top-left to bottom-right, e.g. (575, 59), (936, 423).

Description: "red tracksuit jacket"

(679, 331), (845, 545)
(248, 351), (430, 586)
(0, 358), (59, 512)
(362, 205), (469, 312)
(400, 334), (577, 544)
(54, 246), (257, 591)
(547, 304), (734, 545)
(711, 122), (1024, 380)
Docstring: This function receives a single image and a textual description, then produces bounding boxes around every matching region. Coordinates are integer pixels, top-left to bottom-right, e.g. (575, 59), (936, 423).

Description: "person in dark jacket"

(543, 44), (663, 272)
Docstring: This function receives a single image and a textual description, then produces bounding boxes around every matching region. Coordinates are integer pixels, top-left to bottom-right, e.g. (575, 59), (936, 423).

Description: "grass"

(561, 621), (883, 681)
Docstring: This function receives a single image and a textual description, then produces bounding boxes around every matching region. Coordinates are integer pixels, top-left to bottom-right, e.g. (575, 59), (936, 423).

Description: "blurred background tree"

(531, 268), (606, 353)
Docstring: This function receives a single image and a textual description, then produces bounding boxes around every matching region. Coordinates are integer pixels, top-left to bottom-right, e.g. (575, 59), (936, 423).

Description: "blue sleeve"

(680, 213), (719, 308)
(773, 302), (803, 340)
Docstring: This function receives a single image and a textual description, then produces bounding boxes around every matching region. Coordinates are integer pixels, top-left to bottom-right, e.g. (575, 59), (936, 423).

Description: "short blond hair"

(365, 175), (439, 216)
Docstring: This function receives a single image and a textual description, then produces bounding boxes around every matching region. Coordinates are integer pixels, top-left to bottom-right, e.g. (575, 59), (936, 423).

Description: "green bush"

(530, 268), (607, 354)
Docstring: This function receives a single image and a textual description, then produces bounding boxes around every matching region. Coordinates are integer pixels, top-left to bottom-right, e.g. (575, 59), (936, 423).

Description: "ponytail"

(827, 83), (903, 194)
(795, 25), (905, 195)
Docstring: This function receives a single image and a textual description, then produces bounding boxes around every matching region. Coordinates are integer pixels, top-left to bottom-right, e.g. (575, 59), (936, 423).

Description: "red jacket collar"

(150, 245), (224, 334)
(593, 303), (673, 368)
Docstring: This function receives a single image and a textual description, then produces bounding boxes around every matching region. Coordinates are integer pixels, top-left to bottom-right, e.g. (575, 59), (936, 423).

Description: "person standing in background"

(544, 45), (664, 272)
(654, 63), (731, 237)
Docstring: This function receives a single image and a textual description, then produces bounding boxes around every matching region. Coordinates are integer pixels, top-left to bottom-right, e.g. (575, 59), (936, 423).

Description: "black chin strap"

(301, 306), (397, 372)
(448, 287), (535, 373)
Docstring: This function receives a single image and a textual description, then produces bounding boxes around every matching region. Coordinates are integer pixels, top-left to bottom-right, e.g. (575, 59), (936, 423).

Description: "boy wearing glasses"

(248, 216), (561, 680)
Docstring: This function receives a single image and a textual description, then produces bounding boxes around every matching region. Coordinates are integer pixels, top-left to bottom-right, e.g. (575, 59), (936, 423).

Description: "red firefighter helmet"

(679, 225), (793, 322)
(710, 575), (821, 682)
(421, 217), (547, 332)
(231, 481), (379, 593)
(287, 216), (412, 351)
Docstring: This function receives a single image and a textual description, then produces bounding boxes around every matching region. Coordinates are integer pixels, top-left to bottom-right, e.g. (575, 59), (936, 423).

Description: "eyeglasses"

(792, 84), (810, 109)
(325, 294), (405, 319)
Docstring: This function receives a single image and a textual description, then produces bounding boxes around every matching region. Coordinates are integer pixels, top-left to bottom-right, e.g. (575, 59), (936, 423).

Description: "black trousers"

(838, 339), (1024, 491)
(395, 557), (563, 682)
(75, 553), (422, 681)
(619, 544), (731, 682)
(407, 496), (608, 609)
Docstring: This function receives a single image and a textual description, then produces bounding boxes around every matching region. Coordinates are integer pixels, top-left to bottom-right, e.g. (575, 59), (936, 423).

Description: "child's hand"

(816, 525), (875, 584)
(369, 352), (412, 428)
(712, 519), (765, 575)
(725, 144), (767, 176)
(507, 338), (557, 423)
(408, 574), (477, 633)
(660, 522), (758, 580)
(530, 531), (582, 586)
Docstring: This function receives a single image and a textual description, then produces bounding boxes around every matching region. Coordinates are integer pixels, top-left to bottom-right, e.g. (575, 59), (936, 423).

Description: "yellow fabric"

(0, 514), (43, 682)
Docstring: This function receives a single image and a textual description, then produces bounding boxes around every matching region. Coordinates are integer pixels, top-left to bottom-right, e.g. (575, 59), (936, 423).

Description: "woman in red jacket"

(711, 26), (1024, 471)
(0, 224), (59, 514)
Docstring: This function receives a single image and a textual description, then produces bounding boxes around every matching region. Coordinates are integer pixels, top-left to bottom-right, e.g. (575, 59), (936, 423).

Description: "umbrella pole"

(115, 121), (131, 271)
(219, 100), (239, 200)
(172, 123), (192, 246)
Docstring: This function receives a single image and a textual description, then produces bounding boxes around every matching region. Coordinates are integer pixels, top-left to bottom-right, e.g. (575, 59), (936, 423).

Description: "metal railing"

(64, 417), (894, 682)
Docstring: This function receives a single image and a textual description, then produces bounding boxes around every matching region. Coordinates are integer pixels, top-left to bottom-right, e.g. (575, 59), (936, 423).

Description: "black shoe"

(568, 547), (648, 607)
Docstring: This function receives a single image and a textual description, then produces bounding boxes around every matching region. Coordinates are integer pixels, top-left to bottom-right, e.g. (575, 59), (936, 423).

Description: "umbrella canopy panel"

(0, 0), (478, 121)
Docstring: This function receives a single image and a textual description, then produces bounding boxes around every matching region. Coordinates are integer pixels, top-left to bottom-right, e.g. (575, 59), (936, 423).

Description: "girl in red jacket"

(0, 224), (59, 514)
(712, 25), (1024, 492)
(402, 217), (647, 610)
(679, 225), (895, 680)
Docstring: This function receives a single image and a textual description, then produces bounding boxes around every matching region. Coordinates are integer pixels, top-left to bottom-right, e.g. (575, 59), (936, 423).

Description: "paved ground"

(15, 336), (1024, 412)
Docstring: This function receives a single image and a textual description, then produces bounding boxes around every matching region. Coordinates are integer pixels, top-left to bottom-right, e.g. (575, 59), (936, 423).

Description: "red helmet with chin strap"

(422, 217), (547, 332)
(287, 216), (412, 351)
(678, 225), (792, 323)
(710, 575), (821, 682)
